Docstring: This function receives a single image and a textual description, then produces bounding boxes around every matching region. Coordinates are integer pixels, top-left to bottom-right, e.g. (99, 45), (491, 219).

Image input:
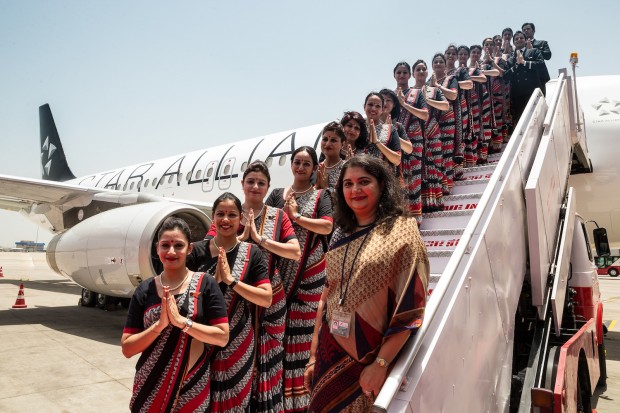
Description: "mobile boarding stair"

(373, 71), (591, 412)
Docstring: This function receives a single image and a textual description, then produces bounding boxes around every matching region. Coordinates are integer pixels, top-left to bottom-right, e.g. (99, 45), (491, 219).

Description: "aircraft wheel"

(80, 288), (97, 307)
(96, 293), (117, 310)
(608, 268), (618, 277)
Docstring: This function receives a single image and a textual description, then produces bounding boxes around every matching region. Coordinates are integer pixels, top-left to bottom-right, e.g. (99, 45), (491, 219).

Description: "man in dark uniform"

(504, 31), (545, 124)
(522, 22), (551, 94)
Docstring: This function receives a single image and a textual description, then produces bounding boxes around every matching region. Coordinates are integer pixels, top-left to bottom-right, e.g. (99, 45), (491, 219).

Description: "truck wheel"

(598, 339), (607, 387)
(576, 372), (592, 413)
(80, 289), (97, 307)
(608, 268), (618, 277)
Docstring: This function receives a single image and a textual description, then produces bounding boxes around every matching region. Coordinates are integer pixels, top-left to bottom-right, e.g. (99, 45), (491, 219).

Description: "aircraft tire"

(80, 288), (97, 307)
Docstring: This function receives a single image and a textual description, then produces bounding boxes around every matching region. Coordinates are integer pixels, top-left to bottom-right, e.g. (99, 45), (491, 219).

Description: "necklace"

(435, 75), (446, 84)
(160, 271), (190, 291)
(212, 237), (239, 253)
(242, 204), (265, 225)
(356, 220), (376, 229)
(325, 159), (343, 170)
(290, 185), (313, 196)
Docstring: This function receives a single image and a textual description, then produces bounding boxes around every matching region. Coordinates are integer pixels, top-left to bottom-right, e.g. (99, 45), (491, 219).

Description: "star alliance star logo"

(592, 97), (620, 116)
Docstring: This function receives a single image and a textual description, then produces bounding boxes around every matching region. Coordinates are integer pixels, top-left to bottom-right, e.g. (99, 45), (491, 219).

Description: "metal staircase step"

(421, 208), (474, 230)
(452, 178), (490, 194)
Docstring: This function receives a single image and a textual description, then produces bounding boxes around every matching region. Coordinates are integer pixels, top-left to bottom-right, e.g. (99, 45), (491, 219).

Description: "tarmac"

(0, 252), (618, 412)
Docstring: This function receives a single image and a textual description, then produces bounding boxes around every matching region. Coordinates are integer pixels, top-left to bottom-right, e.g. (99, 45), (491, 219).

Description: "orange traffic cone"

(12, 283), (27, 309)
(0, 266), (4, 277)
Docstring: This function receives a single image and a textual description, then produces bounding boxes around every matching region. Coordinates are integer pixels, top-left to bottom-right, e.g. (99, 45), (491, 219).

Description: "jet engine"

(46, 202), (211, 298)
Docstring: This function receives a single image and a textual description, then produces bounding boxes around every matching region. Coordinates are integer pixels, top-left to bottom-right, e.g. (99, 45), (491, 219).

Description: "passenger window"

(279, 155), (287, 166)
(265, 158), (273, 167)
(144, 179), (150, 187)
(207, 167), (214, 177)
(241, 162), (247, 172)
(223, 164), (231, 175)
(195, 170), (202, 179)
(130, 182), (135, 190)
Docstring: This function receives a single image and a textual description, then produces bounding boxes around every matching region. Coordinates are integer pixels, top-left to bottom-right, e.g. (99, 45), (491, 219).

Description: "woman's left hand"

(359, 362), (389, 398)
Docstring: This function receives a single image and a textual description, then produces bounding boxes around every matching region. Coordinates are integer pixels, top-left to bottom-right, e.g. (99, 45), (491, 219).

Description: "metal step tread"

(454, 177), (490, 186)
(427, 249), (455, 258)
(442, 192), (483, 202)
(461, 164), (497, 174)
(423, 209), (475, 219)
(420, 228), (465, 237)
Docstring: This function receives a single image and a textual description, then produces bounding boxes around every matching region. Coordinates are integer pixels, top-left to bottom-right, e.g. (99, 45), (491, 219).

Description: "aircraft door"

(217, 157), (236, 191)
(202, 160), (219, 192)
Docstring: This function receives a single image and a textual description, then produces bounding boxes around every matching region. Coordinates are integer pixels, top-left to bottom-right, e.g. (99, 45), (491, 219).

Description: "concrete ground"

(0, 252), (618, 412)
(0, 252), (135, 412)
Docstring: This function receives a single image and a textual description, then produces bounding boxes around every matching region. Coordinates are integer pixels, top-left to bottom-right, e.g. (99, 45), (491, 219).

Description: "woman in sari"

(237, 161), (302, 413)
(188, 193), (273, 412)
(430, 52), (458, 194)
(445, 44), (473, 180)
(305, 155), (429, 412)
(265, 146), (334, 412)
(316, 121), (346, 192)
(122, 217), (230, 413)
(358, 92), (402, 171)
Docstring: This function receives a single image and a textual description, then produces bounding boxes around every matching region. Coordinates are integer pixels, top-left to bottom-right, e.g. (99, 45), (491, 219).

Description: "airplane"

(0, 103), (327, 307)
(0, 73), (619, 309)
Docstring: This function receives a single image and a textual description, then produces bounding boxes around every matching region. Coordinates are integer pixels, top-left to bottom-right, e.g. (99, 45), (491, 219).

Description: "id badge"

(330, 310), (352, 338)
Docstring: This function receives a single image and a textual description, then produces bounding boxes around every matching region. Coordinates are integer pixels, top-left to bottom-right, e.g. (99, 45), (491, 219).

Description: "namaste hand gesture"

(385, 114), (392, 126)
(484, 47), (493, 62)
(429, 73), (437, 87)
(165, 286), (185, 328)
(526, 39), (533, 50)
(316, 163), (328, 189)
(368, 119), (378, 144)
(245, 209), (262, 244)
(517, 50), (525, 65)
(284, 191), (299, 220)
(396, 88), (406, 105)
(342, 142), (355, 160)
(216, 247), (234, 285)
(155, 286), (171, 332)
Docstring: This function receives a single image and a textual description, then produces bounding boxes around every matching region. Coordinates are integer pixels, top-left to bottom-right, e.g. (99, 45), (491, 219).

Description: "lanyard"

(338, 229), (372, 307)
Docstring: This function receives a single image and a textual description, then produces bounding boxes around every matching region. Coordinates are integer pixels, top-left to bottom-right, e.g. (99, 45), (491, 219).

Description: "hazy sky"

(0, 0), (618, 247)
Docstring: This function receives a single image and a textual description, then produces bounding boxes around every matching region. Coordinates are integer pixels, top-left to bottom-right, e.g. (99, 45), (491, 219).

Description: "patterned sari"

(124, 273), (228, 413)
(253, 206), (296, 413)
(309, 217), (429, 413)
(266, 188), (333, 412)
(397, 87), (426, 220)
(188, 241), (269, 413)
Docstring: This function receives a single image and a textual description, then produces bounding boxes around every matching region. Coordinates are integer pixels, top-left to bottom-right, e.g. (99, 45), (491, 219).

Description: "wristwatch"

(182, 318), (193, 333)
(375, 357), (390, 368)
(293, 212), (302, 221)
(229, 279), (238, 289)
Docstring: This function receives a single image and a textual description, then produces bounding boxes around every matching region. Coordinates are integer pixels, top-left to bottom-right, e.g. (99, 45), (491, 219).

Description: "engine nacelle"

(46, 202), (211, 298)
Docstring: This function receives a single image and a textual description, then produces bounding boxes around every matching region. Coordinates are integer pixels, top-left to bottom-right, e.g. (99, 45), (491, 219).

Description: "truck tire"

(598, 339), (607, 387)
(608, 268), (618, 277)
